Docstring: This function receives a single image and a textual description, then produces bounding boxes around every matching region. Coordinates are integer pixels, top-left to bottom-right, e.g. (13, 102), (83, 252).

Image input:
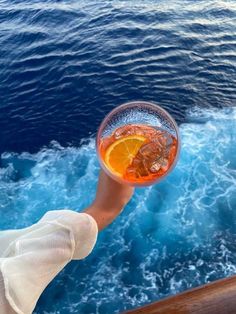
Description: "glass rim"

(96, 100), (181, 187)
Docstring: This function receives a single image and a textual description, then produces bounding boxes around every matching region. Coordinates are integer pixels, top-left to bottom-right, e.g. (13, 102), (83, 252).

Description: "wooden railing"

(124, 275), (236, 314)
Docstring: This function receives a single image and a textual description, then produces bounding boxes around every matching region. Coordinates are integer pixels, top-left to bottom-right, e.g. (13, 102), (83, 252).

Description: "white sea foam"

(0, 107), (236, 313)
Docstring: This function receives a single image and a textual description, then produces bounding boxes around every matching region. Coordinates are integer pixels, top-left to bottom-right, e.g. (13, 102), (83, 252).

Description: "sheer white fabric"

(0, 210), (98, 314)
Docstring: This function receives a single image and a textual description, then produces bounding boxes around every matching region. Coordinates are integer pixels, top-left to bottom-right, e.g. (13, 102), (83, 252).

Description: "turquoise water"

(1, 108), (235, 313)
(0, 0), (236, 312)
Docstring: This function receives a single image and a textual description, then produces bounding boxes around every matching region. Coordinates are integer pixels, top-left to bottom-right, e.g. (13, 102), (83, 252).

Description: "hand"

(85, 169), (134, 231)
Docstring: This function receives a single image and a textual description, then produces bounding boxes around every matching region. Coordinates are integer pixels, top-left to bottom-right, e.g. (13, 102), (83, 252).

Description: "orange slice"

(105, 135), (146, 177)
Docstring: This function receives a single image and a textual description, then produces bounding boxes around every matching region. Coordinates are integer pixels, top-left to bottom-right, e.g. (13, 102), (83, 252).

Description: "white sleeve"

(0, 210), (98, 314)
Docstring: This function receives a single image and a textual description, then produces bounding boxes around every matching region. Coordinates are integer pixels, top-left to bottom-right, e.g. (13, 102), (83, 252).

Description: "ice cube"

(139, 142), (162, 158)
(132, 155), (142, 167)
(160, 158), (169, 172)
(114, 125), (135, 139)
(153, 135), (167, 148)
(137, 160), (149, 177)
(126, 166), (138, 177)
(150, 161), (161, 173)
(141, 127), (158, 139)
(139, 143), (153, 156)
(114, 124), (161, 140)
(166, 135), (173, 147)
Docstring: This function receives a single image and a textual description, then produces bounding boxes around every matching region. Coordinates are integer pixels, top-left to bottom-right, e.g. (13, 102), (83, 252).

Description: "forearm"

(85, 202), (124, 231)
(84, 169), (134, 231)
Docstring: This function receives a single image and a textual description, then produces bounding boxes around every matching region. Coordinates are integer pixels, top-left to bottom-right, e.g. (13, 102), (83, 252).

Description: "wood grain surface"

(124, 275), (236, 314)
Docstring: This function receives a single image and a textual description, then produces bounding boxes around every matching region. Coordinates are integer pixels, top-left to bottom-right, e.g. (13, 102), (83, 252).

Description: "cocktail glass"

(96, 101), (180, 186)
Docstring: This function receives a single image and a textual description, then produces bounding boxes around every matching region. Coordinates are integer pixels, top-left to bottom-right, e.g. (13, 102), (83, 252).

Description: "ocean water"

(1, 0), (236, 154)
(0, 0), (236, 313)
(0, 107), (235, 314)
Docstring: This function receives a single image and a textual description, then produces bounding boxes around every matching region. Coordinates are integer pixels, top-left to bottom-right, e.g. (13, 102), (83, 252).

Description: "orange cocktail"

(99, 124), (178, 185)
(97, 101), (180, 186)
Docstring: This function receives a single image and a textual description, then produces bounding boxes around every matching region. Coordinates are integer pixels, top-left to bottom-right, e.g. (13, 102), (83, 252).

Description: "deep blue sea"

(0, 0), (236, 313)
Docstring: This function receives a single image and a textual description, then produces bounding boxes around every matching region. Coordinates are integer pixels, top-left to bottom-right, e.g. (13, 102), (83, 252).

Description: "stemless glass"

(96, 101), (180, 186)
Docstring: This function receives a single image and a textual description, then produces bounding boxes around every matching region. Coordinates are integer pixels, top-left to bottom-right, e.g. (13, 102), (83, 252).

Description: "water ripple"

(0, 0), (235, 163)
(1, 1), (235, 155)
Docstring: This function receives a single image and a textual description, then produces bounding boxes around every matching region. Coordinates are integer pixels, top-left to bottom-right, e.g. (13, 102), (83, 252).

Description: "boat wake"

(0, 107), (235, 313)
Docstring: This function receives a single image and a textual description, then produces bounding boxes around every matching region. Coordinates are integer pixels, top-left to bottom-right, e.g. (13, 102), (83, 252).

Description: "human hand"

(85, 169), (134, 230)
